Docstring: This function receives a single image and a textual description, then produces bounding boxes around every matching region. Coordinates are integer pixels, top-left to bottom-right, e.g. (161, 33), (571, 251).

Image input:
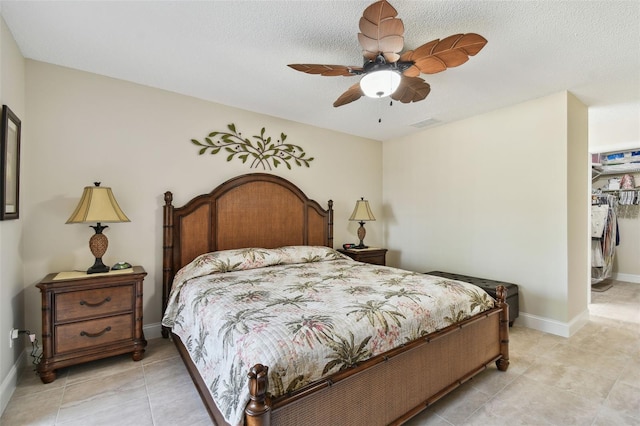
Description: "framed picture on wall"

(1, 105), (21, 220)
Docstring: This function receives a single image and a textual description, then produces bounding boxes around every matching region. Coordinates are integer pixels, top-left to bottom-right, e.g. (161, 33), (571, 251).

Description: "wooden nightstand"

(338, 248), (387, 266)
(36, 266), (147, 383)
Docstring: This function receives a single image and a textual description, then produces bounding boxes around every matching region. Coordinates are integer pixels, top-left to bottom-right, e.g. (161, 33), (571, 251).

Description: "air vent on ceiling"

(411, 118), (441, 128)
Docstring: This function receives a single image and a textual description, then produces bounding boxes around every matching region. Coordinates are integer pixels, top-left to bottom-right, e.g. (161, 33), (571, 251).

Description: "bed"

(161, 173), (510, 426)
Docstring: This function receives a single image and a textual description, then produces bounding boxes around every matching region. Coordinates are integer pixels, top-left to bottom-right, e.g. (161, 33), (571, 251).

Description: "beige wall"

(21, 60), (383, 342)
(382, 92), (589, 336)
(0, 16), (26, 413)
(589, 103), (640, 151)
(566, 93), (589, 321)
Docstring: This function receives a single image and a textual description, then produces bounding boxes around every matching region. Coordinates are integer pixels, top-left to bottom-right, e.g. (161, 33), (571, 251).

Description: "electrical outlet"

(9, 328), (19, 348)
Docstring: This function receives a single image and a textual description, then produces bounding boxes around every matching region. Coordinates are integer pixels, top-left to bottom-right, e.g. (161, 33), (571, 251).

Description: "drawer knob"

(80, 326), (112, 338)
(79, 296), (111, 307)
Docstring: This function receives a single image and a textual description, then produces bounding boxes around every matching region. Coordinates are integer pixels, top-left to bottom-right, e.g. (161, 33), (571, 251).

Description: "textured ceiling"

(1, 0), (639, 141)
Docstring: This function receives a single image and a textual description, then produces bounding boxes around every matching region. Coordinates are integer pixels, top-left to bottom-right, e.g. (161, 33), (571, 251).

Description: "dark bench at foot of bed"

(425, 271), (519, 326)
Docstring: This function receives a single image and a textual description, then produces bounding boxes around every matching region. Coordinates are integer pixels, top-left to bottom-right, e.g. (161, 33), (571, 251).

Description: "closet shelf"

(591, 147), (640, 181)
(592, 166), (640, 182)
(598, 188), (640, 193)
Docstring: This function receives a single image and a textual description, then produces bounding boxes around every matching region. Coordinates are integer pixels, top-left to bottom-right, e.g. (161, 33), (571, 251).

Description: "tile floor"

(2, 280), (638, 425)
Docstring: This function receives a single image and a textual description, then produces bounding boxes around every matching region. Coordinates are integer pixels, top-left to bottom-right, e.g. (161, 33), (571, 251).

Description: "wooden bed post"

(162, 191), (174, 339)
(327, 200), (334, 248)
(495, 285), (510, 371)
(245, 364), (271, 426)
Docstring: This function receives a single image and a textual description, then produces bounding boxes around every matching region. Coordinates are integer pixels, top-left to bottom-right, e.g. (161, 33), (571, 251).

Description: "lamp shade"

(66, 183), (130, 224)
(349, 198), (376, 222)
(360, 70), (401, 98)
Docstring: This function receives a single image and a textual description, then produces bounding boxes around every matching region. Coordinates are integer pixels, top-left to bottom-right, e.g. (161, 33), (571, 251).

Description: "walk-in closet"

(591, 148), (640, 291)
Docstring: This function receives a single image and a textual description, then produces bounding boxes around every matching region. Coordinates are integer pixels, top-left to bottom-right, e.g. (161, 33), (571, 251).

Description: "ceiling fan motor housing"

(358, 55), (414, 98)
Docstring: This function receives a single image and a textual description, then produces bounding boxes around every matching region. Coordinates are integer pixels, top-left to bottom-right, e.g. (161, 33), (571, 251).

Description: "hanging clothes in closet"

(591, 194), (618, 284)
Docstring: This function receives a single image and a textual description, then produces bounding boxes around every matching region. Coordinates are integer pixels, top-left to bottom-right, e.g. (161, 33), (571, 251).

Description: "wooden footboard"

(244, 290), (509, 426)
(169, 287), (509, 426)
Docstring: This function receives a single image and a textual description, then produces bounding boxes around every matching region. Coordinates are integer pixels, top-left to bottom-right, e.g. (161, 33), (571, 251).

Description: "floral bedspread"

(162, 246), (494, 425)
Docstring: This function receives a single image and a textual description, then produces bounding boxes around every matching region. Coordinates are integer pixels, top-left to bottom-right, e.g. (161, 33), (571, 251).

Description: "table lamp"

(349, 197), (376, 249)
(66, 182), (130, 274)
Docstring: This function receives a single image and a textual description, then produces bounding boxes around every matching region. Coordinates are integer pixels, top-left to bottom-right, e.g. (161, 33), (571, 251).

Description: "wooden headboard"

(162, 173), (333, 331)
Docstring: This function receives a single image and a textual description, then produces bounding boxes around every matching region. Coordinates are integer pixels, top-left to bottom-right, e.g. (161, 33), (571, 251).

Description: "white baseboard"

(143, 322), (163, 340)
(612, 273), (640, 284)
(0, 349), (26, 417)
(517, 308), (590, 338)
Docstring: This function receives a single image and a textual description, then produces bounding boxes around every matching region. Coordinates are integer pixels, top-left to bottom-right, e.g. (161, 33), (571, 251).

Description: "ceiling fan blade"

(358, 15), (404, 40)
(359, 34), (403, 62)
(391, 76), (431, 104)
(403, 33), (487, 75)
(358, 0), (404, 62)
(333, 83), (364, 107)
(362, 0), (398, 22)
(401, 65), (421, 78)
(433, 33), (486, 55)
(288, 64), (363, 77)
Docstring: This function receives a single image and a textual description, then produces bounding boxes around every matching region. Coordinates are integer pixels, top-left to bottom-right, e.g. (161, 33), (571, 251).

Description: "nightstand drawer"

(56, 285), (133, 322)
(55, 314), (133, 353)
(338, 248), (387, 266)
(353, 251), (385, 265)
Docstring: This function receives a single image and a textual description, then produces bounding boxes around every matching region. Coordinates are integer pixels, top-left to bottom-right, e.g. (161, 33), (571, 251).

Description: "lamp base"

(87, 223), (110, 274)
(355, 221), (368, 249)
(87, 258), (110, 274)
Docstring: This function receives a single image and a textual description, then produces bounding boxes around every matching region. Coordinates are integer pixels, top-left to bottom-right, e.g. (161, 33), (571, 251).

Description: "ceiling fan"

(288, 0), (487, 108)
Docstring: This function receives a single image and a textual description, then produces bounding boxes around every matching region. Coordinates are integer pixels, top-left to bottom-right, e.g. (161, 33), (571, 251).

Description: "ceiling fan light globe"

(360, 70), (401, 98)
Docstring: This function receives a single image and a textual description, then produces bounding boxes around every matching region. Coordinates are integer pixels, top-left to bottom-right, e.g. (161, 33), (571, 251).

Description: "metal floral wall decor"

(191, 124), (314, 170)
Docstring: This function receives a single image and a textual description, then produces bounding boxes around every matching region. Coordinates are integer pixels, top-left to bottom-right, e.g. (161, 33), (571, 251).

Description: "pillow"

(193, 247), (281, 271)
(174, 246), (343, 286)
(172, 247), (283, 285)
(278, 245), (343, 264)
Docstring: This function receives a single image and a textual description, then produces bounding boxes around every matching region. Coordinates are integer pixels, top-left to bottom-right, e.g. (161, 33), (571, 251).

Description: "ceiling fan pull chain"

(378, 96), (397, 123)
